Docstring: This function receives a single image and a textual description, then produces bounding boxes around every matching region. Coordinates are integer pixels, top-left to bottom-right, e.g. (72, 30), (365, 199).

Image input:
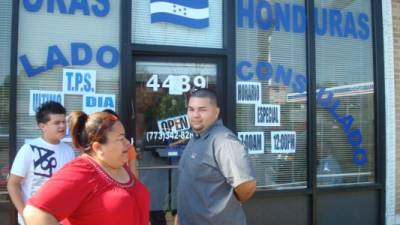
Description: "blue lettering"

(23, 0), (43, 12)
(69, 0), (90, 15)
(343, 12), (357, 39)
(104, 97), (114, 108)
(33, 93), (62, 112)
(92, 0), (110, 17)
(292, 4), (306, 33)
(236, 60), (369, 166)
(236, 1), (369, 41)
(329, 9), (343, 37)
(256, 1), (273, 30)
(274, 3), (290, 32)
(274, 65), (292, 86)
(237, 0), (253, 28)
(74, 72), (83, 91)
(96, 45), (119, 68)
(24, 0), (109, 17)
(83, 73), (92, 92)
(358, 13), (370, 40)
(236, 61), (253, 80)
(292, 74), (306, 93)
(19, 55), (46, 77)
(65, 72), (74, 91)
(315, 8), (328, 36)
(256, 60), (273, 81)
(47, 0), (67, 14)
(71, 42), (92, 65)
(20, 42), (119, 77)
(329, 99), (341, 120)
(86, 96), (96, 107)
(338, 114), (354, 134)
(316, 88), (334, 109)
(353, 148), (367, 166)
(46, 45), (69, 70)
(347, 129), (363, 147)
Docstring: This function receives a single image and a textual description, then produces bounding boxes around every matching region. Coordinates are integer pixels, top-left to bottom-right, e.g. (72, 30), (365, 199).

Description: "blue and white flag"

(150, 0), (209, 29)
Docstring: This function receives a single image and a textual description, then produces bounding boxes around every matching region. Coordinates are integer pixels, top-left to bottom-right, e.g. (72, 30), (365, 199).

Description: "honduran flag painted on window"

(150, 0), (209, 29)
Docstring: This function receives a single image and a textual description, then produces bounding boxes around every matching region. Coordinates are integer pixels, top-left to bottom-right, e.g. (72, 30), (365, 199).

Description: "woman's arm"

(23, 205), (60, 225)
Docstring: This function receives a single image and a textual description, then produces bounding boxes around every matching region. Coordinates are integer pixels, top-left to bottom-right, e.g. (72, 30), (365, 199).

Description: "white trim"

(383, 1), (396, 225)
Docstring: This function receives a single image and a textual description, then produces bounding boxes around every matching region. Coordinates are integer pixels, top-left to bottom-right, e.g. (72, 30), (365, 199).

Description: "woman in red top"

(23, 111), (150, 225)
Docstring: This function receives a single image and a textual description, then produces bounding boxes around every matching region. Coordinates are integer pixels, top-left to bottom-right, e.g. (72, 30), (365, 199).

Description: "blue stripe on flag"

(151, 13), (209, 28)
(150, 0), (208, 9)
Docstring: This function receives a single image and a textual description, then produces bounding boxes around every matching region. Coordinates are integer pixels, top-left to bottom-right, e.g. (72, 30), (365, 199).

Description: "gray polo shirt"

(177, 120), (255, 225)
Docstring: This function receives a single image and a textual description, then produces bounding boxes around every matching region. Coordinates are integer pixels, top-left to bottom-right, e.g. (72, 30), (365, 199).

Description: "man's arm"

(7, 174), (26, 215)
(234, 180), (257, 202)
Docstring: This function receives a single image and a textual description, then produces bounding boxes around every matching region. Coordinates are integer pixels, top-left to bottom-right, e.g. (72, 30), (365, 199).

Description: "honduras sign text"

(20, 0), (119, 78)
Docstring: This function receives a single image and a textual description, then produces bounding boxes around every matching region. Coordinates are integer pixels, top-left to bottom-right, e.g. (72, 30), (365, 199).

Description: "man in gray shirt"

(175, 89), (256, 225)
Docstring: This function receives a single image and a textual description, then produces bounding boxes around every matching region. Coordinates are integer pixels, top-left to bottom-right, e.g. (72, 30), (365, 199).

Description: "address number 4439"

(145, 74), (207, 92)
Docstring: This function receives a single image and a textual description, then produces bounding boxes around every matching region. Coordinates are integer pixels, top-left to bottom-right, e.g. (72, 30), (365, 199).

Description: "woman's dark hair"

(36, 101), (66, 124)
(68, 111), (118, 152)
(102, 109), (120, 119)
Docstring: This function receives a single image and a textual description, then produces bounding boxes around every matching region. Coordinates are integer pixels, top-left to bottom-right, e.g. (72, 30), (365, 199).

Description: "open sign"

(157, 115), (190, 133)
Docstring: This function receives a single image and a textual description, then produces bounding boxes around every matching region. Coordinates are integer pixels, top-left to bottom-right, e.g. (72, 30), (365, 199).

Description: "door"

(133, 57), (220, 225)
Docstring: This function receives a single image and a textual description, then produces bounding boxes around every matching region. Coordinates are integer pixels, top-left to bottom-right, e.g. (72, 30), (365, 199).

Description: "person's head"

(102, 109), (120, 119)
(69, 111), (130, 168)
(187, 89), (220, 134)
(36, 101), (67, 144)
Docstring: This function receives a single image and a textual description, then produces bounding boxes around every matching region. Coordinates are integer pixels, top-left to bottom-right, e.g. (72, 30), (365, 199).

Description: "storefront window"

(236, 0), (307, 189)
(132, 0), (223, 48)
(16, 1), (121, 148)
(0, 0), (12, 192)
(134, 60), (217, 221)
(315, 0), (375, 186)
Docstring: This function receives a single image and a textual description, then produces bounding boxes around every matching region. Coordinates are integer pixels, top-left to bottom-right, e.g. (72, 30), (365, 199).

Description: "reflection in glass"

(236, 0), (307, 190)
(315, 0), (375, 186)
(0, 1), (12, 193)
(135, 61), (217, 224)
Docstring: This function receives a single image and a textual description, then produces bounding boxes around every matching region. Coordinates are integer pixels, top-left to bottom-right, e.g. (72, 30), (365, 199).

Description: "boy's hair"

(189, 88), (218, 107)
(36, 101), (66, 124)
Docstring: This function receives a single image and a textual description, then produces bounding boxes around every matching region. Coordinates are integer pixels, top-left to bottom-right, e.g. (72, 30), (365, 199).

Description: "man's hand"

(174, 214), (180, 225)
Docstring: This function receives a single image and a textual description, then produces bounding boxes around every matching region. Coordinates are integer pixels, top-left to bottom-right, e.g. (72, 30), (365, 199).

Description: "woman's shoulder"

(52, 155), (98, 182)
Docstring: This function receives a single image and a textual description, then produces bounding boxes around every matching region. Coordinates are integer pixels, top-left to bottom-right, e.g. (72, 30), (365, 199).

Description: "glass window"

(0, 0), (12, 192)
(134, 60), (217, 217)
(132, 0), (223, 48)
(135, 61), (217, 156)
(236, 0), (307, 189)
(315, 0), (375, 186)
(16, 1), (121, 148)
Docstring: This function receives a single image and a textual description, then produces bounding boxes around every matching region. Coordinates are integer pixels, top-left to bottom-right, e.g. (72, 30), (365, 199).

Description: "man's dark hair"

(36, 101), (66, 124)
(189, 88), (218, 107)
